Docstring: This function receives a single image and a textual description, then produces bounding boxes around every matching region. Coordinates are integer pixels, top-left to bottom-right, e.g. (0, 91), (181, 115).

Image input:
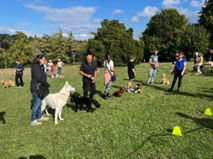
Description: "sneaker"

(168, 89), (173, 91)
(127, 88), (130, 92)
(31, 120), (42, 125)
(177, 88), (180, 92)
(19, 86), (23, 88)
(37, 116), (49, 121)
(15, 86), (19, 88)
(151, 82), (155, 85)
(129, 87), (135, 91)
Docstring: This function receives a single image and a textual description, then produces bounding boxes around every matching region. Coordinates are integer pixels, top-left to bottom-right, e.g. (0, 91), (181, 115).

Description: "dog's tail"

(109, 94), (114, 97)
(91, 99), (101, 108)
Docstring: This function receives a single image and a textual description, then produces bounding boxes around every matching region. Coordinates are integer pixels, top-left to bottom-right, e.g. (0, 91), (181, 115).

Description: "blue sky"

(0, 0), (205, 40)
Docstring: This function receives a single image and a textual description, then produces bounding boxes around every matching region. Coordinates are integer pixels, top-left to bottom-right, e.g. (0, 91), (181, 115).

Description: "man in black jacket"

(13, 59), (24, 88)
(79, 55), (97, 99)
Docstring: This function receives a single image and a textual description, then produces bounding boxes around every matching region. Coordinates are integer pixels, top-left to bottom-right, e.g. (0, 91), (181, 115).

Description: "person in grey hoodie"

(13, 59), (24, 88)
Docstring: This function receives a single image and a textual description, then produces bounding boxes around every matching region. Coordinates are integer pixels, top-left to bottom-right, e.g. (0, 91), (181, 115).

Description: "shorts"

(129, 78), (134, 82)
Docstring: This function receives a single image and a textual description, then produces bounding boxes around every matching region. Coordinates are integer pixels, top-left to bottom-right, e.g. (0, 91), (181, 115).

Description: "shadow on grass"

(19, 155), (46, 159)
(0, 112), (6, 124)
(126, 127), (204, 158)
(148, 84), (197, 98)
(126, 132), (171, 158)
(176, 112), (213, 130)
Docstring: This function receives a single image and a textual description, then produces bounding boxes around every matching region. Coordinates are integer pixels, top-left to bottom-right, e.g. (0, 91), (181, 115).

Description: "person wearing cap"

(57, 59), (64, 76)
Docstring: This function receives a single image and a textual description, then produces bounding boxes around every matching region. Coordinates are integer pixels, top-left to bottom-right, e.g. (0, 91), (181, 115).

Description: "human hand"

(181, 71), (184, 76)
(87, 74), (92, 78)
(92, 79), (96, 83)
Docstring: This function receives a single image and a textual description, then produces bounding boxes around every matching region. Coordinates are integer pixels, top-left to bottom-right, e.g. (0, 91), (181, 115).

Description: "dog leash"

(49, 87), (58, 92)
(8, 73), (14, 80)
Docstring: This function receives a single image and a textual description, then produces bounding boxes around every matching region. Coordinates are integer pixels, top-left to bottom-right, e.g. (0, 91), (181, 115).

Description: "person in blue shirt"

(169, 52), (187, 92)
(13, 59), (24, 88)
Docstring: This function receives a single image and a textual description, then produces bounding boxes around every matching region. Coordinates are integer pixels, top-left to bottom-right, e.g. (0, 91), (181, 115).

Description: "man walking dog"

(79, 54), (97, 99)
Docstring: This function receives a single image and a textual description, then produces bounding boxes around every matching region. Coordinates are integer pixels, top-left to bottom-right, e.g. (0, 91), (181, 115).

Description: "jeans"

(83, 82), (96, 99)
(15, 74), (23, 86)
(31, 92), (43, 122)
(170, 70), (184, 90)
(147, 67), (157, 83)
(58, 67), (62, 75)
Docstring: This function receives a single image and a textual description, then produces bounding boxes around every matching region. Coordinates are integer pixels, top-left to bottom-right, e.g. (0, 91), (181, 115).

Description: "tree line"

(0, 0), (212, 68)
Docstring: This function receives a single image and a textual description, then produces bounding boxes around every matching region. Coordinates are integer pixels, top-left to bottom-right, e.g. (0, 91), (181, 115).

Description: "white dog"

(41, 81), (75, 124)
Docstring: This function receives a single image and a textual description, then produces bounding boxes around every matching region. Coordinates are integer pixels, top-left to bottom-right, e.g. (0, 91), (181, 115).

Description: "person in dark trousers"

(127, 55), (136, 92)
(169, 52), (187, 92)
(30, 54), (50, 125)
(79, 54), (97, 99)
(13, 59), (24, 88)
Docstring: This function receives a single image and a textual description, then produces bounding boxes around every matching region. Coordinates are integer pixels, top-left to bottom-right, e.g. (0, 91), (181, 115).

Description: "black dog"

(70, 96), (100, 112)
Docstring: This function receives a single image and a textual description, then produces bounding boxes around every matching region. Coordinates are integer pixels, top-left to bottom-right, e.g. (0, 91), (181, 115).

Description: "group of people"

(30, 50), (201, 125)
(78, 50), (187, 101)
(45, 59), (64, 78)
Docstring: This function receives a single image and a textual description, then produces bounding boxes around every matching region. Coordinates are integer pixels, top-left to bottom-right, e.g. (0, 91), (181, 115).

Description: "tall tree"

(48, 29), (69, 63)
(142, 8), (210, 61)
(7, 31), (32, 65)
(198, 0), (213, 48)
(88, 19), (144, 66)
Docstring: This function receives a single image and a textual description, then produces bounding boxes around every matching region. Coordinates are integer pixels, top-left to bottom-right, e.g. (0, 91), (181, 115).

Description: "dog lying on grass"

(41, 81), (75, 124)
(110, 87), (127, 97)
(162, 74), (170, 85)
(70, 96), (100, 112)
(1, 80), (15, 89)
(134, 83), (143, 93)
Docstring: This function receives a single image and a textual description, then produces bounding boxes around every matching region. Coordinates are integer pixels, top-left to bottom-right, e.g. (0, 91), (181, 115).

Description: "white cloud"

(137, 6), (159, 18)
(74, 34), (91, 40)
(178, 7), (199, 19)
(0, 27), (42, 37)
(17, 22), (32, 27)
(92, 19), (101, 23)
(162, 0), (181, 7)
(112, 9), (124, 14)
(59, 22), (101, 34)
(24, 4), (96, 23)
(190, 0), (205, 8)
(131, 16), (139, 22)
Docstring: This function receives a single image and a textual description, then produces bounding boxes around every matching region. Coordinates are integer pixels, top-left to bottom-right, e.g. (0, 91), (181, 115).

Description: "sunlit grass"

(0, 62), (213, 158)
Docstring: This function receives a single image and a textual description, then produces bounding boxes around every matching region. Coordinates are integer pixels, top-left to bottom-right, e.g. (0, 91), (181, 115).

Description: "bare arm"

(111, 67), (116, 75)
(132, 68), (136, 76)
(181, 62), (187, 76)
(79, 71), (91, 78)
(149, 59), (157, 66)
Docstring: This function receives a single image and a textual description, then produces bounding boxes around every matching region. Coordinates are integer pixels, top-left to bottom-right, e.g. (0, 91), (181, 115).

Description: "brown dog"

(134, 83), (143, 93)
(162, 74), (170, 85)
(1, 80), (15, 89)
(110, 87), (127, 97)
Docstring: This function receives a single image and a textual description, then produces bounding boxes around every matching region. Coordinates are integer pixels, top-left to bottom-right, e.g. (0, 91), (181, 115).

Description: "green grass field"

(0, 62), (213, 159)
